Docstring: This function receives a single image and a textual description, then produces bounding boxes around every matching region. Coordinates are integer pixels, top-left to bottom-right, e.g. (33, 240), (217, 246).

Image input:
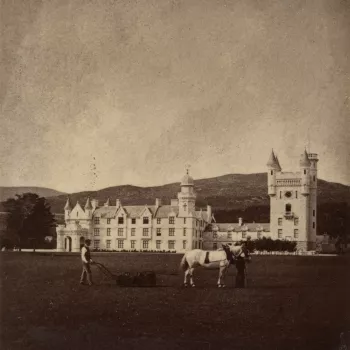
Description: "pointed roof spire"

(300, 149), (311, 167)
(84, 197), (92, 210)
(267, 149), (278, 168)
(275, 155), (282, 171)
(64, 197), (72, 210)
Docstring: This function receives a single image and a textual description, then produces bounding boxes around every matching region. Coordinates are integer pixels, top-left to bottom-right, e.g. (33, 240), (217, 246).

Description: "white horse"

(180, 243), (251, 288)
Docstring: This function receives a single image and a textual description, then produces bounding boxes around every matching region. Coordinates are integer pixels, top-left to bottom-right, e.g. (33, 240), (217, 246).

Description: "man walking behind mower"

(80, 239), (94, 286)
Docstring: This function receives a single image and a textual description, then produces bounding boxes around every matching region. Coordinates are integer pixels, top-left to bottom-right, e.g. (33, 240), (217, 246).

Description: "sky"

(0, 0), (349, 193)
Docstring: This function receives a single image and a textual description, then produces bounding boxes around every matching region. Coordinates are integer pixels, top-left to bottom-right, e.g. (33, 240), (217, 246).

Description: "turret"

(308, 153), (318, 188)
(267, 150), (281, 196)
(178, 169), (196, 216)
(84, 197), (93, 218)
(64, 197), (72, 220)
(300, 150), (311, 195)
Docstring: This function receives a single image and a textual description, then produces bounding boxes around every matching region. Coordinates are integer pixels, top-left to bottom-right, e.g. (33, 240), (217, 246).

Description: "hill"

(0, 187), (65, 202)
(0, 173), (348, 237)
(45, 173), (349, 214)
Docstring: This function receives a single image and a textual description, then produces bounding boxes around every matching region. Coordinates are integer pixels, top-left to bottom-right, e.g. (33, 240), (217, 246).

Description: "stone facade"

(57, 151), (319, 252)
(56, 171), (212, 252)
(267, 150), (318, 250)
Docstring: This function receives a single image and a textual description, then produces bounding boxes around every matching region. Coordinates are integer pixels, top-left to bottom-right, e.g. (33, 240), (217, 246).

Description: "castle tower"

(306, 152), (318, 249)
(177, 170), (196, 217)
(267, 150), (318, 251)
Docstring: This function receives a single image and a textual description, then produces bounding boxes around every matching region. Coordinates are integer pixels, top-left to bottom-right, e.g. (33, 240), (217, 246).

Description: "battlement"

(307, 153), (318, 160)
(276, 179), (301, 187)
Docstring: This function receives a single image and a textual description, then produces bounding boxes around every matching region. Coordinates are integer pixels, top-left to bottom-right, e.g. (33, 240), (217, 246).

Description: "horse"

(180, 243), (251, 288)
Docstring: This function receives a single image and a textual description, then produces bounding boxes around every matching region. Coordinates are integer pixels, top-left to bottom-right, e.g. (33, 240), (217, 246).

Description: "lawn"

(0, 252), (349, 350)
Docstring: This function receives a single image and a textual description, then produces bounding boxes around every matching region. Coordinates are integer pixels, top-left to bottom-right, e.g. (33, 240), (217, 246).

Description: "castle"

(57, 150), (318, 252)
(202, 150), (318, 251)
(56, 171), (212, 252)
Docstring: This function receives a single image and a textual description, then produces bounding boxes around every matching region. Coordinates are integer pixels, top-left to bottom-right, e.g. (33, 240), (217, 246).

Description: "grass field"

(1, 252), (349, 350)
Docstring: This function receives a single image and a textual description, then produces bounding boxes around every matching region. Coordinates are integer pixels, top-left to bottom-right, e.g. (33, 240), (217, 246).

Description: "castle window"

(313, 222), (315, 229)
(118, 228), (123, 236)
(118, 217), (124, 225)
(132, 218), (136, 224)
(294, 218), (299, 226)
(77, 212), (78, 217)
(157, 218), (161, 224)
(280, 191), (282, 199)
(278, 229), (283, 238)
(184, 218), (186, 224)
(157, 228), (161, 236)
(107, 218), (111, 224)
(183, 240), (187, 249)
(227, 232), (232, 239)
(183, 228), (186, 236)
(213, 242), (217, 250)
(296, 191), (298, 198)
(168, 241), (175, 250)
(143, 217), (149, 224)
(143, 228), (149, 236)
(143, 240), (149, 249)
(278, 218), (283, 226)
(107, 228), (111, 236)
(131, 240), (136, 249)
(94, 228), (100, 236)
(169, 217), (175, 225)
(156, 240), (161, 249)
(271, 170), (273, 175)
(106, 240), (111, 249)
(313, 209), (315, 217)
(94, 217), (100, 225)
(169, 228), (175, 236)
(118, 240), (124, 249)
(94, 240), (100, 249)
(131, 228), (136, 236)
(313, 176), (316, 181)
(304, 170), (306, 175)
(285, 204), (292, 212)
(294, 229), (299, 239)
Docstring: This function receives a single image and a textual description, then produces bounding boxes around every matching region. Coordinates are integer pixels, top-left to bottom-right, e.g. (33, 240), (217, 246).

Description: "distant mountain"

(45, 173), (349, 214)
(0, 174), (348, 237)
(0, 187), (66, 203)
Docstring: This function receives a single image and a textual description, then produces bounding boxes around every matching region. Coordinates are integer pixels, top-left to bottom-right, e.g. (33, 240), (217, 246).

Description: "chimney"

(238, 217), (243, 226)
(207, 205), (212, 223)
(116, 199), (121, 209)
(91, 199), (99, 209)
(155, 198), (161, 207)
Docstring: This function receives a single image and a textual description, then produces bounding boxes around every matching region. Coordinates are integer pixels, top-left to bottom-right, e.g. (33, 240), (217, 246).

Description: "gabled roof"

(267, 150), (280, 170)
(94, 206), (117, 218)
(154, 205), (179, 218)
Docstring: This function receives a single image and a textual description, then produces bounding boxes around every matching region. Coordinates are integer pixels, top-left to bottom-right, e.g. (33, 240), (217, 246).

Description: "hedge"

(237, 237), (297, 252)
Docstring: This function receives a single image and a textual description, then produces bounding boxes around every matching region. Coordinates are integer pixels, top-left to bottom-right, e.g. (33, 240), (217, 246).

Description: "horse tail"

(180, 253), (189, 271)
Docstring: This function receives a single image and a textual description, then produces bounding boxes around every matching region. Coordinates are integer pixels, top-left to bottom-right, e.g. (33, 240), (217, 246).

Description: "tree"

(3, 193), (56, 251)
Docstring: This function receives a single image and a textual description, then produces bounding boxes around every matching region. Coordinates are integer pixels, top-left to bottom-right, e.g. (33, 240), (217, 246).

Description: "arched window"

(285, 204), (291, 212)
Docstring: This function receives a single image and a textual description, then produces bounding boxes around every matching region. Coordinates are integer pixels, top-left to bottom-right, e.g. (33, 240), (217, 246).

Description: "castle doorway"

(65, 236), (72, 252)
